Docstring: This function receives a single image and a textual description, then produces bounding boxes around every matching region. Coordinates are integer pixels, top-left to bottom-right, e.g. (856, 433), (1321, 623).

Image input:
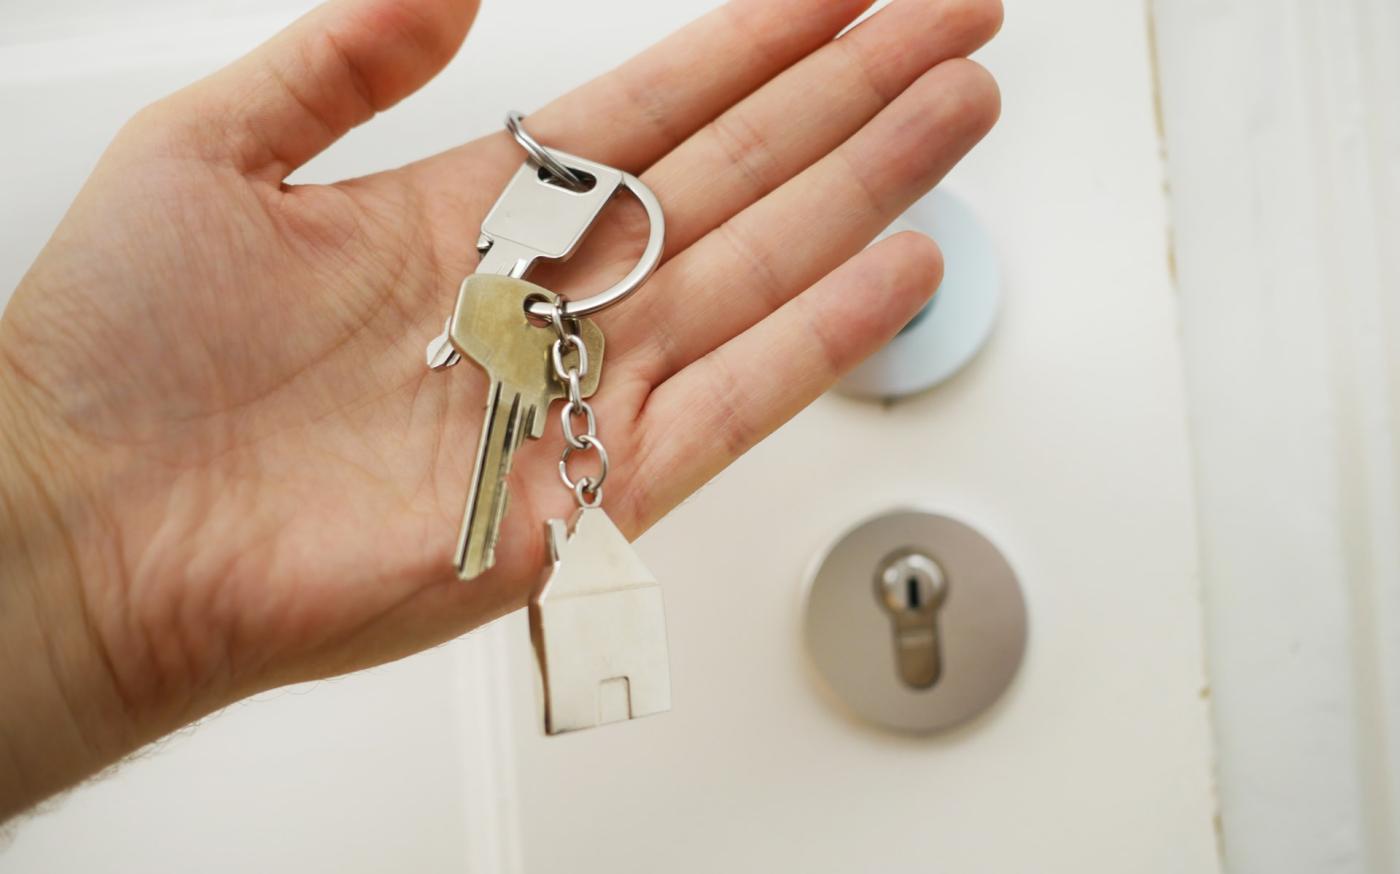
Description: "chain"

(550, 302), (609, 509)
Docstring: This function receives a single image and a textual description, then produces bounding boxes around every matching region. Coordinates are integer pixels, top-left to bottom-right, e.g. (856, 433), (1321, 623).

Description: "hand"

(0, 0), (1000, 817)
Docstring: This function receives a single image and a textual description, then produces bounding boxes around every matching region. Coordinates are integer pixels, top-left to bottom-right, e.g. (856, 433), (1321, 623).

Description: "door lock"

(804, 510), (1028, 734)
(875, 550), (949, 689)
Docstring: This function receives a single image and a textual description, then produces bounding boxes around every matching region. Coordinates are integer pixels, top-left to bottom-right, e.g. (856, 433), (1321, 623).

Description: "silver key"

(531, 507), (671, 734)
(450, 274), (604, 579)
(426, 153), (625, 370)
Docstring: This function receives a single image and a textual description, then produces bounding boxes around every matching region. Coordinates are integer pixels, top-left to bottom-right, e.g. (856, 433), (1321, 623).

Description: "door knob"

(836, 189), (999, 401)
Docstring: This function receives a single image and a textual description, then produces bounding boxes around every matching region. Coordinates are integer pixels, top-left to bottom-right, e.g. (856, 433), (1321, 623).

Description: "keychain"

(424, 112), (671, 734)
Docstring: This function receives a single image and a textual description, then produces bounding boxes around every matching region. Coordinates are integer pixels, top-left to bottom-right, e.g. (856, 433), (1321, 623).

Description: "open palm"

(0, 0), (999, 737)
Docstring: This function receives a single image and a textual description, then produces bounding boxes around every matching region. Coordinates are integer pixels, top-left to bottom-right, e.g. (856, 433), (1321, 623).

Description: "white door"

(0, 1), (1223, 872)
(498, 2), (1219, 869)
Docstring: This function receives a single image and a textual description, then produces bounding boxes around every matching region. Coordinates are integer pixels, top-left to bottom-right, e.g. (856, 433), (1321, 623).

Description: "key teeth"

(455, 382), (528, 582)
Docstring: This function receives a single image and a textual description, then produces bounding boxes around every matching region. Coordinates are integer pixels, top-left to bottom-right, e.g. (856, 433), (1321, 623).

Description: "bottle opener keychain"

(423, 112), (671, 735)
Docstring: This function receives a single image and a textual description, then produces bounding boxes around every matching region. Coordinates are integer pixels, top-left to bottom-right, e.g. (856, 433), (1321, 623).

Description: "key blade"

(456, 381), (529, 580)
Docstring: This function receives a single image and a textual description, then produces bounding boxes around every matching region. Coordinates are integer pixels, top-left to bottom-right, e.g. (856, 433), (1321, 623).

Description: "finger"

(644, 0), (1002, 258)
(410, 0), (874, 190)
(620, 58), (999, 382)
(518, 0), (877, 170)
(173, 0), (480, 180)
(527, 0), (1000, 297)
(624, 232), (942, 528)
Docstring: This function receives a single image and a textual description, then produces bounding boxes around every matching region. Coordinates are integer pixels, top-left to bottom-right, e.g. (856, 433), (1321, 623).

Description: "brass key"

(450, 274), (603, 580)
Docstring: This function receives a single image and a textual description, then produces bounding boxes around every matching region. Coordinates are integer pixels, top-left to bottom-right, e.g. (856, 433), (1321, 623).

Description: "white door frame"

(1151, 1), (1400, 871)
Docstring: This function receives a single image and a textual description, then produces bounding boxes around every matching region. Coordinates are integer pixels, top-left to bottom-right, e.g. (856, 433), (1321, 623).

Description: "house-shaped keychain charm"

(529, 508), (672, 734)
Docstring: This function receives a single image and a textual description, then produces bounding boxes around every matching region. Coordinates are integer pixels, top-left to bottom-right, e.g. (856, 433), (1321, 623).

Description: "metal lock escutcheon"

(803, 510), (1028, 733)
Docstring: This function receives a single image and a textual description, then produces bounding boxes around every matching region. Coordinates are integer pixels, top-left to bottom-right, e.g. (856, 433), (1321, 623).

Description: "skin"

(0, 0), (1001, 821)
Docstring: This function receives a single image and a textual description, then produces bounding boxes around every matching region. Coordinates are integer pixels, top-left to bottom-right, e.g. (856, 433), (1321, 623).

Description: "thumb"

(167, 0), (480, 181)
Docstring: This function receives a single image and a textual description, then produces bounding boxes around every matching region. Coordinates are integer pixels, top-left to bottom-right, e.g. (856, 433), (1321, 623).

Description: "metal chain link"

(550, 302), (609, 509)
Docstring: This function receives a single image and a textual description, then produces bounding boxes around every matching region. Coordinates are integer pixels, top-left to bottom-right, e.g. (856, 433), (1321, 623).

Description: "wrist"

(0, 361), (135, 821)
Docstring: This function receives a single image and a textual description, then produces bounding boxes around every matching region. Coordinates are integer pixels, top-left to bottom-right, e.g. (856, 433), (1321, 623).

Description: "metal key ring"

(505, 113), (667, 321)
(505, 111), (587, 192)
(527, 171), (664, 320)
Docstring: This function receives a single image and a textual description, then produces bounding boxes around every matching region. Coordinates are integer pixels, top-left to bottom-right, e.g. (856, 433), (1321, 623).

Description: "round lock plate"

(803, 510), (1028, 733)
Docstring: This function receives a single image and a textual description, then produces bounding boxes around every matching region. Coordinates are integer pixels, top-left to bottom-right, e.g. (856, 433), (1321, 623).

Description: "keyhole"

(875, 551), (949, 689)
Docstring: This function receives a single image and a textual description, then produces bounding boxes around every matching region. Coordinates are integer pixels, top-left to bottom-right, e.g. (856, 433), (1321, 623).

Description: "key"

(451, 273), (604, 579)
(426, 153), (625, 370)
(530, 507), (672, 734)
